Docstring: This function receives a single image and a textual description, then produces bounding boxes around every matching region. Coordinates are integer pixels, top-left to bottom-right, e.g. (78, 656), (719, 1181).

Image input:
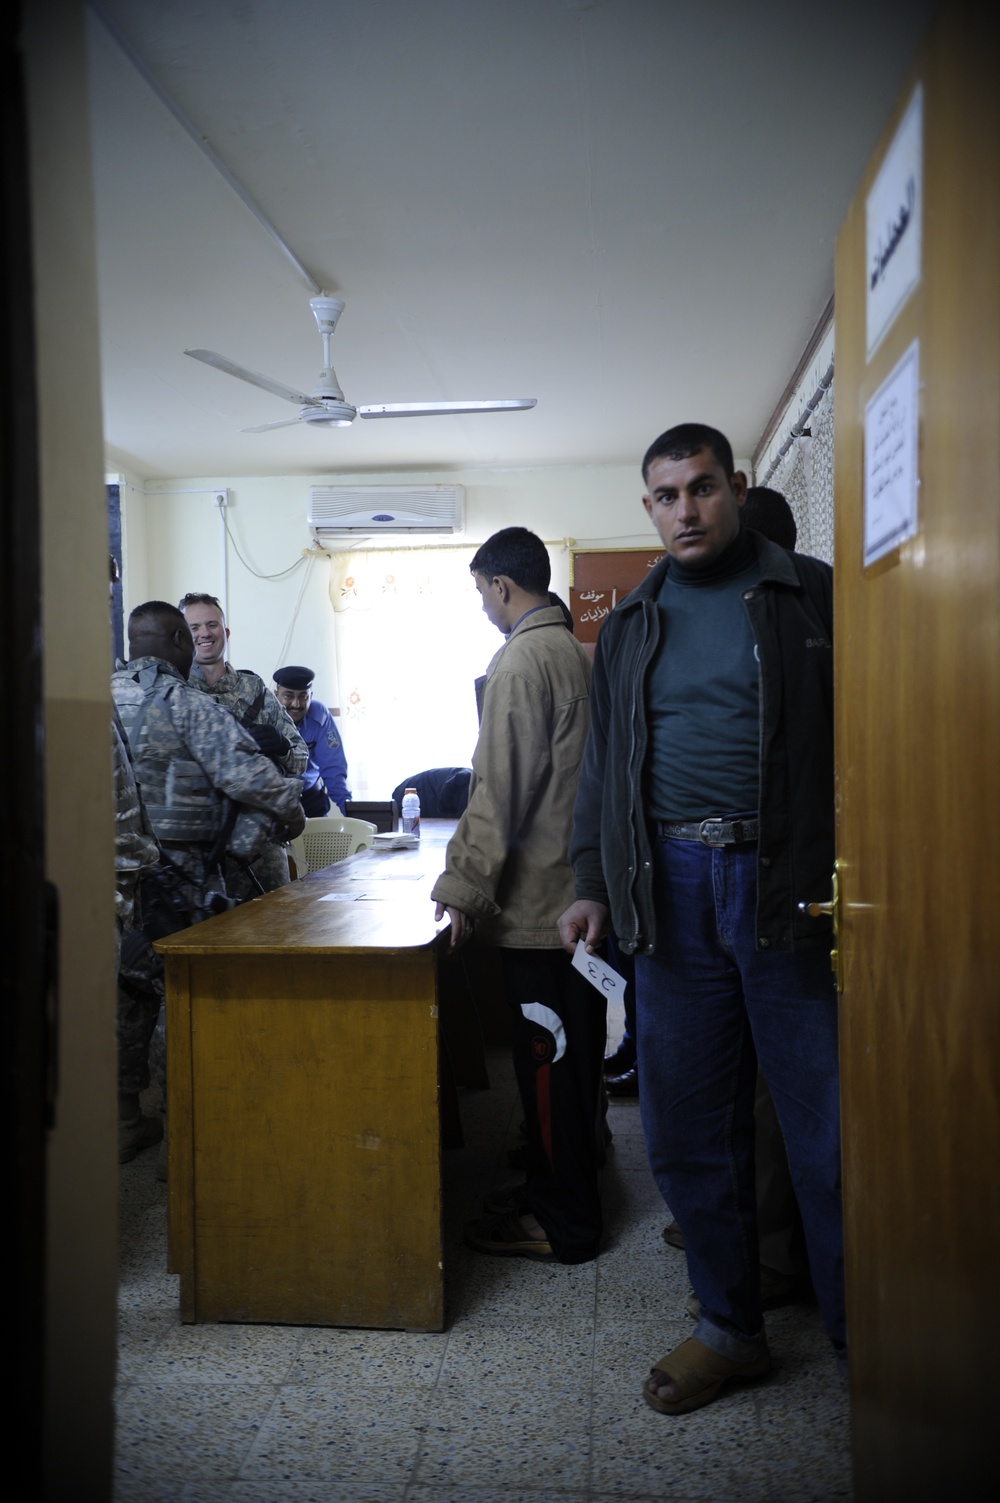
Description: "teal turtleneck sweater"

(644, 527), (762, 821)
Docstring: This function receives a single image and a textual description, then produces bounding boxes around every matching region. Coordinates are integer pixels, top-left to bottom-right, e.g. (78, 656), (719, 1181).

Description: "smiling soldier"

(559, 423), (844, 1414)
(179, 592), (306, 895)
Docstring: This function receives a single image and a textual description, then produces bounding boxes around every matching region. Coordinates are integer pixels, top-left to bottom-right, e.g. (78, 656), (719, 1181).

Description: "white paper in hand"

(572, 940), (627, 1003)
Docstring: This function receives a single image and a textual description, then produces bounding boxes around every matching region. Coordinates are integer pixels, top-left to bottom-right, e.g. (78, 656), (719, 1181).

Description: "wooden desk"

(156, 820), (455, 1332)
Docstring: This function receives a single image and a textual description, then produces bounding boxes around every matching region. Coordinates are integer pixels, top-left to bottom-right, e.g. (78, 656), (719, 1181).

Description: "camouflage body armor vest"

(112, 663), (225, 845)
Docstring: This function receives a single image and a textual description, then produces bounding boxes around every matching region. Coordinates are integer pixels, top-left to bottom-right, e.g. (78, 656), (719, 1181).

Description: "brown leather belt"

(658, 816), (759, 846)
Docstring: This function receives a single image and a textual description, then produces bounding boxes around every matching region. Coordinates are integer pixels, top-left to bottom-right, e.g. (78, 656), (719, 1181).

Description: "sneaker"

(465, 1208), (555, 1261)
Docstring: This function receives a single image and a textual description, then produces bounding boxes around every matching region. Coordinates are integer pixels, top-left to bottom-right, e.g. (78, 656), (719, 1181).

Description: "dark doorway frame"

(1, 2), (50, 1487)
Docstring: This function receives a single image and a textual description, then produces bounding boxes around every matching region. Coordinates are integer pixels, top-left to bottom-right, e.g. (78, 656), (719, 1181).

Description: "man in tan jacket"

(432, 527), (604, 1264)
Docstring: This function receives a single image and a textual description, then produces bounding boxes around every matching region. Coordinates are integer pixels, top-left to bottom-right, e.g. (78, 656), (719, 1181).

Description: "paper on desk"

(318, 892), (394, 903)
(372, 832), (420, 851)
(572, 941), (626, 1003)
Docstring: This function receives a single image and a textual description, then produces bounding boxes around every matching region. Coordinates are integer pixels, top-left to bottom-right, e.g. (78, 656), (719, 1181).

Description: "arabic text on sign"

(870, 177), (916, 293)
(863, 339), (920, 567)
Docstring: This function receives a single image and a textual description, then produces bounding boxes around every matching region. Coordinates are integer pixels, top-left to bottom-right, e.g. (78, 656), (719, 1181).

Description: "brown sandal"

(643, 1335), (771, 1415)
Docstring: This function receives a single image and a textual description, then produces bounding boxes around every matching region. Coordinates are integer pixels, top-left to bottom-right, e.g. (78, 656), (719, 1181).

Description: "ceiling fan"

(185, 296), (537, 431)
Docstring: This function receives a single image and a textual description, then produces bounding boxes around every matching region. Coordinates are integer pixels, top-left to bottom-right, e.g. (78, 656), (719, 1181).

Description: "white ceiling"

(86, 0), (934, 480)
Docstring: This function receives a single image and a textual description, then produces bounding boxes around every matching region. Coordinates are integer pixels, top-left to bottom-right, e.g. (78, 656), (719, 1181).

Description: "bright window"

(328, 547), (501, 800)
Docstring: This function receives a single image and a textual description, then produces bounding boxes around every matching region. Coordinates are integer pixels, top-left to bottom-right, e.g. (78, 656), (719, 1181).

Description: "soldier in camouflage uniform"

(113, 709), (159, 941)
(112, 601), (306, 924)
(113, 710), (163, 1162)
(179, 592), (307, 898)
(112, 602), (304, 1179)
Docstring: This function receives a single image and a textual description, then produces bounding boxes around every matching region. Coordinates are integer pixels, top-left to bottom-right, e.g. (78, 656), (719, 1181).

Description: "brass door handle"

(798, 859), (843, 992)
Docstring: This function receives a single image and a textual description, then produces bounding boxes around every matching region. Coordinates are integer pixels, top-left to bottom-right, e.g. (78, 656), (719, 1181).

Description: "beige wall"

(26, 1), (118, 1496)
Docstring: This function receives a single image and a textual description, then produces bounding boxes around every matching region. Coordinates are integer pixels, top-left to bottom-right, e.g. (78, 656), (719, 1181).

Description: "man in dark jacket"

(559, 423), (844, 1415)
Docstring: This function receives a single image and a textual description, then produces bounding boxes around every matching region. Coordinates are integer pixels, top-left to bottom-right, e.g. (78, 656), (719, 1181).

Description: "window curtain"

(327, 547), (501, 800)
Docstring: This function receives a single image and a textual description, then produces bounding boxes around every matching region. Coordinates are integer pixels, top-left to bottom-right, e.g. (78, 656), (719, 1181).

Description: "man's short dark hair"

(641, 423), (735, 483)
(742, 487), (797, 550)
(129, 600), (188, 633)
(178, 592), (224, 615)
(470, 528), (551, 595)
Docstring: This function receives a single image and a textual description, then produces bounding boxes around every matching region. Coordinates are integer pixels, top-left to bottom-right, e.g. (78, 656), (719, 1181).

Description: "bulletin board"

(569, 547), (664, 654)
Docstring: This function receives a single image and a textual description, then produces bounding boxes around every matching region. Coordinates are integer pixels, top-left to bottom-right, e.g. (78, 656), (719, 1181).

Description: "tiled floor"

(116, 1037), (852, 1502)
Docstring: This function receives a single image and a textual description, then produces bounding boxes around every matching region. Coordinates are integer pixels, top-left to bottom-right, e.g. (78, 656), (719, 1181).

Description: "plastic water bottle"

(401, 787), (421, 837)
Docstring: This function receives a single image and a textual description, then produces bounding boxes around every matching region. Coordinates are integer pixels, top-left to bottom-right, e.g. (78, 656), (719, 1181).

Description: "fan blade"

(241, 418), (303, 432)
(185, 348), (316, 407)
(357, 399), (537, 419)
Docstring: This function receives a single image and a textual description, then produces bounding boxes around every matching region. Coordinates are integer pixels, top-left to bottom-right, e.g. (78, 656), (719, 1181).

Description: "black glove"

(276, 802), (306, 842)
(247, 723), (290, 759)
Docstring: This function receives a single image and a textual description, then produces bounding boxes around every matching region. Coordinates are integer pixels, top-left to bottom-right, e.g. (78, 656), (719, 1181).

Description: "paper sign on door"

(866, 84), (922, 359)
(863, 340), (920, 568)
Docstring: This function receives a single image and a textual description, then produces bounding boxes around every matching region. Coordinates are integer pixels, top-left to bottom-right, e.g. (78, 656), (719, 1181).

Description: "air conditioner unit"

(307, 485), (465, 539)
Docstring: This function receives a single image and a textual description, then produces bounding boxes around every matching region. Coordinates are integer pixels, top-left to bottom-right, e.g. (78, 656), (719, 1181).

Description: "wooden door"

(834, 3), (999, 1496)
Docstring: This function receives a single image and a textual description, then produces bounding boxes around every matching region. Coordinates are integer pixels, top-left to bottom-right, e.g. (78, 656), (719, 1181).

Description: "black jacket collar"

(623, 531), (800, 610)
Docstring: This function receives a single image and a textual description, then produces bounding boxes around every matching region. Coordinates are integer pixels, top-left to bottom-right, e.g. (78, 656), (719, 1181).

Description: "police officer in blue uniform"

(273, 665), (352, 817)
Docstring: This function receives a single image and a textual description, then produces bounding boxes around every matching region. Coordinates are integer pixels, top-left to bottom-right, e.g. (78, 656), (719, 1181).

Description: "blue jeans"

(634, 834), (845, 1360)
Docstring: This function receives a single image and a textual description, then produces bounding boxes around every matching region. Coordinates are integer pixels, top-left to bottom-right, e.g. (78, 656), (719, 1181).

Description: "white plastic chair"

(289, 816), (377, 876)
